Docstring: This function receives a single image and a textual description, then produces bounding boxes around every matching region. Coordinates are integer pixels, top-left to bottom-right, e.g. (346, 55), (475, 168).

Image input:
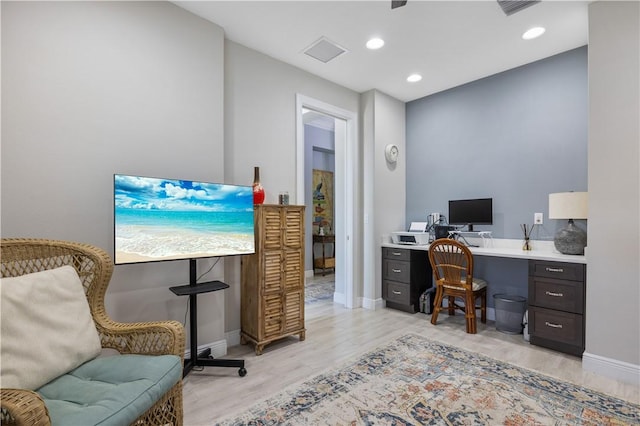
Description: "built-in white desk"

(382, 238), (586, 264)
(381, 238), (587, 356)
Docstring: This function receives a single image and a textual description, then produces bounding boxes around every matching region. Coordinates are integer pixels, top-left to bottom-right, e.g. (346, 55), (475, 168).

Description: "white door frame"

(296, 94), (357, 309)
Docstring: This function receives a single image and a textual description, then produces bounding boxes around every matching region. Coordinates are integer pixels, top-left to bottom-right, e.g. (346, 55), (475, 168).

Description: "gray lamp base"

(554, 219), (587, 255)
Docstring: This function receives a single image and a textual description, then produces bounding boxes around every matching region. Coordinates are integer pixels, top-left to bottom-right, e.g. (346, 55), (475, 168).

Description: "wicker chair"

(0, 238), (185, 426)
(428, 238), (487, 334)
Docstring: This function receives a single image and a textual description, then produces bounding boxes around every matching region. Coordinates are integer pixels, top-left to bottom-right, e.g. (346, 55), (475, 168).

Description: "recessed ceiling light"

(522, 27), (546, 40)
(366, 38), (385, 50)
(407, 74), (422, 83)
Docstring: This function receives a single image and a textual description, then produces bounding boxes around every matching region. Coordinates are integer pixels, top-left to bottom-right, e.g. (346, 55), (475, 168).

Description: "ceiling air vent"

(303, 37), (348, 63)
(497, 0), (540, 16)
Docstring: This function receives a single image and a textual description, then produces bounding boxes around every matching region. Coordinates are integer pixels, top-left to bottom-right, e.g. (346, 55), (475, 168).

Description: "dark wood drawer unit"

(382, 247), (411, 262)
(385, 281), (411, 305)
(528, 260), (586, 356)
(530, 261), (585, 281)
(529, 307), (584, 353)
(529, 276), (585, 313)
(383, 259), (411, 282)
(382, 247), (431, 313)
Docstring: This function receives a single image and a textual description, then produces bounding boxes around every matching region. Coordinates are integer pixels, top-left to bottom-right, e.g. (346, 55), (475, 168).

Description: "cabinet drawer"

(384, 281), (411, 305)
(528, 276), (584, 314)
(529, 261), (585, 282)
(383, 259), (410, 283)
(382, 247), (410, 261)
(529, 306), (583, 349)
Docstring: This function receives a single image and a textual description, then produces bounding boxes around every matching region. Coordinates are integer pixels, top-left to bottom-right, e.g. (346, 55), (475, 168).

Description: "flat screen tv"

(114, 174), (255, 265)
(448, 198), (493, 232)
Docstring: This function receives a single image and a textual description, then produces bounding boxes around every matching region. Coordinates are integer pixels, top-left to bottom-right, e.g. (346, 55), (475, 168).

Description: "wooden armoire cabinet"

(240, 204), (306, 355)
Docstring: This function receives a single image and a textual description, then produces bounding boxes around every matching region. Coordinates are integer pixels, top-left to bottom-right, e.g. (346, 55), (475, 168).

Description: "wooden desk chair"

(428, 238), (487, 334)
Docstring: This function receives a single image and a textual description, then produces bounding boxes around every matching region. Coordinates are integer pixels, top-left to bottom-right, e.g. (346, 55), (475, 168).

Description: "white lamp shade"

(549, 192), (588, 219)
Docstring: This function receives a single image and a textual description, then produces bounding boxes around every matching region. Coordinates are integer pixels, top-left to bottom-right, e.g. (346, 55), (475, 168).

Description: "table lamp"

(548, 192), (588, 255)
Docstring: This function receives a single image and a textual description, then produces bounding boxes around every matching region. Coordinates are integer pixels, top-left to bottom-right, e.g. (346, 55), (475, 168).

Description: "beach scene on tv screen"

(114, 175), (255, 264)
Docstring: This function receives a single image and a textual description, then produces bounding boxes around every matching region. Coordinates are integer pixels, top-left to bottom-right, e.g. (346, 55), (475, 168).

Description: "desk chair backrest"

(428, 238), (474, 290)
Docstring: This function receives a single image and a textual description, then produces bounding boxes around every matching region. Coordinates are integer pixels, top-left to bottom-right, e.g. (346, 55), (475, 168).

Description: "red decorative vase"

(253, 166), (265, 205)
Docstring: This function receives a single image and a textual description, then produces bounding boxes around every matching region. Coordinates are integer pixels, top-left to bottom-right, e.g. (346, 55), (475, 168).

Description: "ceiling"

(174, 1), (588, 103)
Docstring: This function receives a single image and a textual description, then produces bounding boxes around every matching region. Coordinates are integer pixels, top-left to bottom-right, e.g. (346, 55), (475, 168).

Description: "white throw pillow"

(1, 265), (102, 390)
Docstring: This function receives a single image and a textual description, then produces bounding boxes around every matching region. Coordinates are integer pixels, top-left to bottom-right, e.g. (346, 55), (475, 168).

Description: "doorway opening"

(296, 94), (357, 309)
(305, 109), (336, 303)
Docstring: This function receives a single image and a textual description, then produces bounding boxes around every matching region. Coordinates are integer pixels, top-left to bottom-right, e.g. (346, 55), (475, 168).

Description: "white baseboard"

(184, 338), (227, 359)
(362, 297), (385, 310)
(582, 352), (640, 386)
(226, 329), (242, 347)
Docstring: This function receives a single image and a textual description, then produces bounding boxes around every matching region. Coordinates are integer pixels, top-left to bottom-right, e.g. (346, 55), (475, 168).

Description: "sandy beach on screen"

(115, 251), (231, 264)
(115, 227), (255, 264)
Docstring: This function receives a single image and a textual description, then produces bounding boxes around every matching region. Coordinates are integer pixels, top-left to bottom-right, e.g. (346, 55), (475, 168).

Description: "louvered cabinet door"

(240, 204), (306, 355)
(284, 290), (304, 334)
(283, 207), (304, 249)
(261, 250), (284, 339)
(261, 206), (284, 250)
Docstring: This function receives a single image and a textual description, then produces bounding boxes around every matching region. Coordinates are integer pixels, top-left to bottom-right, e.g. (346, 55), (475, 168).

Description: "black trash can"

(493, 294), (526, 334)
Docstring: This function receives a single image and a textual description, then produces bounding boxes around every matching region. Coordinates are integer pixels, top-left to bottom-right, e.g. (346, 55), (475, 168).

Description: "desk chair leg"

(430, 287), (444, 326)
(448, 296), (456, 316)
(480, 292), (487, 323)
(465, 293), (477, 334)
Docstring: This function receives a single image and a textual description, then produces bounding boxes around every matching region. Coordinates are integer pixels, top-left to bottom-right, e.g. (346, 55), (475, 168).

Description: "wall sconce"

(548, 192), (588, 255)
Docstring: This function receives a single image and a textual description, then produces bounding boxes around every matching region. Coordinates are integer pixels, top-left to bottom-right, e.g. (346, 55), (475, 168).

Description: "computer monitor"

(448, 198), (493, 231)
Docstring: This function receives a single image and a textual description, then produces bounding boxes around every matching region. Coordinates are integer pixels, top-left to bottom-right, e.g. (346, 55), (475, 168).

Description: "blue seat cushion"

(36, 354), (182, 426)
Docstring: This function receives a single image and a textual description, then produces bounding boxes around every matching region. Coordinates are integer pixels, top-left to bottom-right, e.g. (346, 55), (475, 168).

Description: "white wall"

(585, 1), (640, 381)
(1, 1), (227, 347)
(2, 3), (363, 351)
(361, 90), (406, 306)
(223, 40), (360, 330)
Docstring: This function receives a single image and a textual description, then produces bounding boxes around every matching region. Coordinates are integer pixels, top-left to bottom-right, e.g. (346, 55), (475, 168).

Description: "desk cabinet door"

(382, 247), (410, 262)
(529, 261), (585, 281)
(383, 259), (410, 283)
(529, 306), (583, 350)
(528, 276), (584, 314)
(385, 281), (411, 305)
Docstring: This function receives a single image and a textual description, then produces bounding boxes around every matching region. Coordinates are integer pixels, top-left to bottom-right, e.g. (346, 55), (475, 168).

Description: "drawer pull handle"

(392, 290), (402, 295)
(545, 267), (564, 273)
(392, 252), (402, 256)
(392, 269), (402, 273)
(545, 291), (564, 297)
(545, 321), (563, 329)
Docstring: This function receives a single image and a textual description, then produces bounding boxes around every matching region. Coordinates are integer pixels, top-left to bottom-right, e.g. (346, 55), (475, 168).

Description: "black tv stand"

(169, 259), (247, 378)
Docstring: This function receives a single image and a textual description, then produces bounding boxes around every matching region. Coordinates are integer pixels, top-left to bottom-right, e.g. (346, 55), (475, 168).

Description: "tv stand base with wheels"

(183, 347), (246, 377)
(169, 259), (247, 378)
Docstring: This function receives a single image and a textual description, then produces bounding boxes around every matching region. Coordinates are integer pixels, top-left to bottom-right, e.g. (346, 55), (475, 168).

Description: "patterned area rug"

(218, 334), (639, 425)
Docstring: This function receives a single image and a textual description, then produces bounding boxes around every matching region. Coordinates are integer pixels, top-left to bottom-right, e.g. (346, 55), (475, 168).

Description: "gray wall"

(1, 1), (227, 348)
(586, 1), (639, 371)
(406, 47), (588, 240)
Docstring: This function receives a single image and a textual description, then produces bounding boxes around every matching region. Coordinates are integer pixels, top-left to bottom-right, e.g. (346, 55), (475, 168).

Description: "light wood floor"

(183, 294), (639, 425)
